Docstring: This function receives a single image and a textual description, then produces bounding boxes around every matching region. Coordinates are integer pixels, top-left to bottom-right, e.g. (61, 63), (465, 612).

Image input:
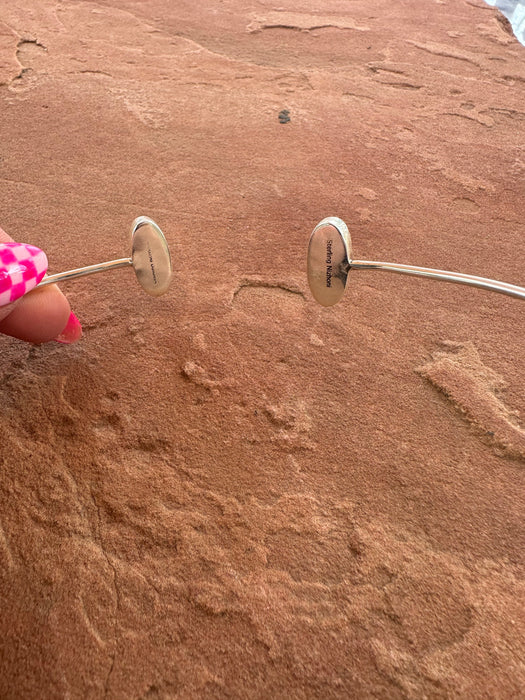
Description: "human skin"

(0, 226), (75, 343)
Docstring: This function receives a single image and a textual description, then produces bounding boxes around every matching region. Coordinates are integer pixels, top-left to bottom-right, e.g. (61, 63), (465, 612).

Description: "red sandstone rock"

(0, 1), (524, 698)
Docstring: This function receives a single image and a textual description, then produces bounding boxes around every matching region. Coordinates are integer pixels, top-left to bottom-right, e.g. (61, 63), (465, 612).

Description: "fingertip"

(0, 284), (74, 344)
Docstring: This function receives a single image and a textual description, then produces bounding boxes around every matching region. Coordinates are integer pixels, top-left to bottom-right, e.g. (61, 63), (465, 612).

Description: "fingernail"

(0, 243), (48, 307)
(54, 312), (83, 344)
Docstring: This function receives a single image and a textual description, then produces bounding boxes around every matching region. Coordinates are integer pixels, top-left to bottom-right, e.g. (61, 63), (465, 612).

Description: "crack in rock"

(8, 38), (47, 91)
(232, 277), (305, 303)
(248, 12), (370, 34)
(90, 488), (120, 699)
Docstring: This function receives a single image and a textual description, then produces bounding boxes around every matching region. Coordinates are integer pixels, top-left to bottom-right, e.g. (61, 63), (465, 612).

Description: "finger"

(0, 282), (81, 344)
(0, 226), (81, 344)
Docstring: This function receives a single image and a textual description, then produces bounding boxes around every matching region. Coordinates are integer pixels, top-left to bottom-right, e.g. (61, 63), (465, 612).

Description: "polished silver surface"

(38, 216), (172, 297)
(350, 260), (525, 300)
(131, 216), (172, 296)
(307, 216), (525, 305)
(40, 258), (132, 286)
(307, 217), (351, 306)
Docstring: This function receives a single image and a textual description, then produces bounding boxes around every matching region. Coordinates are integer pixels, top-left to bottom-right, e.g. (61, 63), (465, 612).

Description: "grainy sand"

(0, 1), (524, 697)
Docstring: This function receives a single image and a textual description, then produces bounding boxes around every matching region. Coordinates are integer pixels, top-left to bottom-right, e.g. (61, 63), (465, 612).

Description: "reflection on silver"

(308, 216), (525, 306)
(39, 216), (172, 297)
(307, 217), (351, 306)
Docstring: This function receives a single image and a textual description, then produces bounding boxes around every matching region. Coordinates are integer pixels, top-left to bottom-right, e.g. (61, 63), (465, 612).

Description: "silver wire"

(350, 260), (525, 300)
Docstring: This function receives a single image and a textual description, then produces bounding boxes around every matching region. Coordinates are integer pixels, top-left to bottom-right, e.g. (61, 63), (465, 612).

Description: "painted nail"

(54, 312), (83, 344)
(0, 243), (48, 307)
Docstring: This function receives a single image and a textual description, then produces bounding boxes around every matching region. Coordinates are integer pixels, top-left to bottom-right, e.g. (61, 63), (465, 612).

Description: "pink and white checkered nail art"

(0, 243), (48, 307)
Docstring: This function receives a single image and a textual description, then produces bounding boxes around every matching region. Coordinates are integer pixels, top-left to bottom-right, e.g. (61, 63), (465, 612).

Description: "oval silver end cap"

(131, 216), (172, 297)
(307, 217), (351, 306)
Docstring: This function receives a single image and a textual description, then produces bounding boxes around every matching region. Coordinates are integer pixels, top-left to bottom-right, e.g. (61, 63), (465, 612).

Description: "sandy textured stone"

(0, 1), (524, 698)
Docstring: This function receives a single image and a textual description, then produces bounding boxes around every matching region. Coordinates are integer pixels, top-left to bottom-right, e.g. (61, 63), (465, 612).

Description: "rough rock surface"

(0, 1), (524, 698)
